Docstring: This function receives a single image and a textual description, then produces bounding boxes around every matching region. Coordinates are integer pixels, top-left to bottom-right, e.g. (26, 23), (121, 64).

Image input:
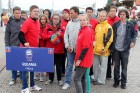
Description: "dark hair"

(13, 6), (21, 13)
(21, 10), (27, 14)
(70, 6), (79, 15)
(110, 6), (117, 12)
(118, 9), (129, 19)
(51, 14), (61, 27)
(30, 5), (39, 12)
(43, 9), (52, 20)
(86, 7), (93, 12)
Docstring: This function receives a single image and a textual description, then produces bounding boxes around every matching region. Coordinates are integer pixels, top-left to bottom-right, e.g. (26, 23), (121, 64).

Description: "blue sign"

(6, 47), (54, 72)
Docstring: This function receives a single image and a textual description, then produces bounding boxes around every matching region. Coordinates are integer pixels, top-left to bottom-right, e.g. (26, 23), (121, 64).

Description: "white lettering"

(22, 62), (37, 67)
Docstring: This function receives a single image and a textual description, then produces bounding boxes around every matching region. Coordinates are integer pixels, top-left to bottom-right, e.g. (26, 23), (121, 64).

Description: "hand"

(56, 32), (61, 37)
(67, 47), (72, 52)
(100, 50), (105, 55)
(75, 60), (81, 66)
(24, 43), (30, 47)
(130, 42), (135, 48)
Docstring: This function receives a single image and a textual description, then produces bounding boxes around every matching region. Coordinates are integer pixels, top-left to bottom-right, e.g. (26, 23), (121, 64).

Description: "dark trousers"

(106, 55), (112, 78)
(114, 50), (129, 84)
(49, 54), (63, 81)
(62, 48), (67, 74)
(89, 65), (93, 76)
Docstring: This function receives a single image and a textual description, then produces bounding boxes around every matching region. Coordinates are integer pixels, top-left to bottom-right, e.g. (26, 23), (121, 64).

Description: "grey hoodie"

(64, 18), (80, 51)
(5, 16), (24, 46)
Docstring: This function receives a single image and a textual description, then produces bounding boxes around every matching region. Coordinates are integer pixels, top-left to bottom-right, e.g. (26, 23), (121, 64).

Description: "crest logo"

(25, 49), (33, 62)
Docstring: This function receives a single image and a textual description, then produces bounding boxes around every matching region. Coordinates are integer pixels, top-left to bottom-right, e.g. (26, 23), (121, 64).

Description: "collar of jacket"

(116, 19), (130, 28)
(72, 17), (79, 22)
(99, 20), (108, 24)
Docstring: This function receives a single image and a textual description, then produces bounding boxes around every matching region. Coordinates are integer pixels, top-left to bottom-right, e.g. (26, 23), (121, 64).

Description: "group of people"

(4, 4), (137, 93)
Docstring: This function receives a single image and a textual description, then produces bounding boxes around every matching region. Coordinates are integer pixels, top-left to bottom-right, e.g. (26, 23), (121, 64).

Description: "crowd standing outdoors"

(3, 4), (138, 93)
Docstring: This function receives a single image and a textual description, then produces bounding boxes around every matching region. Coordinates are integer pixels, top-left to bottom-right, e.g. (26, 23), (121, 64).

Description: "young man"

(93, 10), (113, 85)
(18, 5), (42, 93)
(21, 10), (28, 20)
(112, 9), (136, 89)
(107, 6), (120, 79)
(5, 6), (24, 86)
(62, 6), (80, 90)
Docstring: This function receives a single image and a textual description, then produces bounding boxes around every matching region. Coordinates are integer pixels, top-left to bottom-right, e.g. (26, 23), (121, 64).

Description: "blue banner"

(6, 47), (54, 72)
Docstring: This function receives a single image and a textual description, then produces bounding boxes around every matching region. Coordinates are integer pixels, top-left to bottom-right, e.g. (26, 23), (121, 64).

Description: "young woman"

(41, 14), (65, 86)
(34, 14), (48, 82)
(74, 14), (94, 93)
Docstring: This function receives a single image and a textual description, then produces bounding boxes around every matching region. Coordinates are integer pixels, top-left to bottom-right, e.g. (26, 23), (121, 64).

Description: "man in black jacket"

(112, 9), (136, 89)
(5, 6), (24, 86)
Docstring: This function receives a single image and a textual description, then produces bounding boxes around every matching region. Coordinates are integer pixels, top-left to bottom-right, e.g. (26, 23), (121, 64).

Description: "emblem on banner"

(48, 48), (53, 54)
(6, 47), (11, 52)
(25, 49), (33, 62)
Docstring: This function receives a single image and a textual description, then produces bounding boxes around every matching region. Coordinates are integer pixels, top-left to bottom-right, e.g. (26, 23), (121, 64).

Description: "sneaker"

(90, 75), (95, 81)
(113, 83), (120, 88)
(34, 76), (39, 81)
(39, 78), (43, 82)
(121, 84), (126, 89)
(9, 80), (16, 86)
(93, 81), (103, 85)
(45, 80), (53, 85)
(62, 83), (70, 90)
(58, 80), (63, 86)
(30, 85), (42, 91)
(21, 88), (31, 93)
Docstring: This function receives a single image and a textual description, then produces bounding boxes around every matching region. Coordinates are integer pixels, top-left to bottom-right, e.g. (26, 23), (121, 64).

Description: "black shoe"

(113, 83), (119, 88)
(121, 84), (126, 89)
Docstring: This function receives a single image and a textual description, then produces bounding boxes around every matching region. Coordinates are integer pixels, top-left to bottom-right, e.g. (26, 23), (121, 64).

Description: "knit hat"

(62, 9), (70, 14)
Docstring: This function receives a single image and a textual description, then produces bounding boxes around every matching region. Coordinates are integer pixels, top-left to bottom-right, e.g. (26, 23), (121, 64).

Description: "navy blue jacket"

(112, 20), (137, 51)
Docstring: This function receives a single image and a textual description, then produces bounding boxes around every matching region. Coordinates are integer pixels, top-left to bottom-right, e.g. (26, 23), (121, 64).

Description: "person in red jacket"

(41, 14), (65, 86)
(74, 14), (94, 93)
(34, 14), (49, 82)
(61, 9), (70, 76)
(107, 6), (120, 79)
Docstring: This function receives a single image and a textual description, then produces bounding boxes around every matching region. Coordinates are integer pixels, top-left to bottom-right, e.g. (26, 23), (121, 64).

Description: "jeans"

(74, 66), (87, 93)
(12, 71), (22, 80)
(65, 51), (75, 84)
(114, 50), (129, 84)
(22, 71), (35, 89)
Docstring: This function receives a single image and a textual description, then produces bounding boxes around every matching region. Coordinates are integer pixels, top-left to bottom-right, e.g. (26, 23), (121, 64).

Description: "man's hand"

(24, 43), (30, 47)
(75, 60), (81, 66)
(130, 42), (135, 48)
(67, 47), (72, 52)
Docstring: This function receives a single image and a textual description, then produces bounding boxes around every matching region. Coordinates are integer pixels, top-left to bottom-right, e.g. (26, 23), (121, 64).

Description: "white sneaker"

(58, 80), (63, 86)
(39, 77), (43, 82)
(91, 75), (95, 80)
(62, 83), (70, 90)
(34, 76), (39, 81)
(21, 88), (31, 93)
(45, 80), (53, 85)
(9, 80), (15, 86)
(30, 85), (42, 91)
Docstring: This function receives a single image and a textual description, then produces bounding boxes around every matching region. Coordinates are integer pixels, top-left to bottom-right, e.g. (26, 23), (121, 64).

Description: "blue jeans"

(12, 71), (22, 80)
(65, 51), (75, 84)
(22, 71), (35, 89)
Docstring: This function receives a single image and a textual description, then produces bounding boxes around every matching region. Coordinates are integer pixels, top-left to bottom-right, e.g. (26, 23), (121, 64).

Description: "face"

(40, 16), (47, 25)
(21, 13), (28, 20)
(70, 9), (78, 19)
(79, 15), (88, 27)
(62, 11), (69, 19)
(13, 10), (21, 19)
(119, 12), (127, 20)
(44, 11), (49, 17)
(30, 8), (39, 19)
(109, 8), (117, 18)
(86, 9), (93, 18)
(52, 15), (60, 25)
(99, 12), (107, 22)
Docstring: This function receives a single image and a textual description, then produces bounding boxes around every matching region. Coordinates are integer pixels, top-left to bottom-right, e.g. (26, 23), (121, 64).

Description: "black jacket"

(5, 16), (24, 46)
(111, 20), (136, 51)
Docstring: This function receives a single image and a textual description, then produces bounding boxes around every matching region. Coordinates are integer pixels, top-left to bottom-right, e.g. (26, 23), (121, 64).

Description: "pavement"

(0, 27), (140, 93)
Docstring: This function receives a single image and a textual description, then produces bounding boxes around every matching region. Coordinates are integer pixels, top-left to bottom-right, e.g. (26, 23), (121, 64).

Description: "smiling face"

(52, 15), (60, 26)
(13, 10), (21, 19)
(99, 11), (107, 22)
(70, 9), (78, 19)
(30, 8), (39, 19)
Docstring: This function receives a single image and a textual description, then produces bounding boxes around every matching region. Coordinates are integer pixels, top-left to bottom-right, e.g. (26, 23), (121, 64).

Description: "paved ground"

(0, 27), (140, 93)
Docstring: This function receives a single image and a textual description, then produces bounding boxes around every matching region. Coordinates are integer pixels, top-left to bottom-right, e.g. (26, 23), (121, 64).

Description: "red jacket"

(61, 19), (69, 29)
(41, 23), (65, 54)
(39, 26), (46, 47)
(90, 18), (98, 31)
(107, 16), (120, 26)
(75, 26), (94, 68)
